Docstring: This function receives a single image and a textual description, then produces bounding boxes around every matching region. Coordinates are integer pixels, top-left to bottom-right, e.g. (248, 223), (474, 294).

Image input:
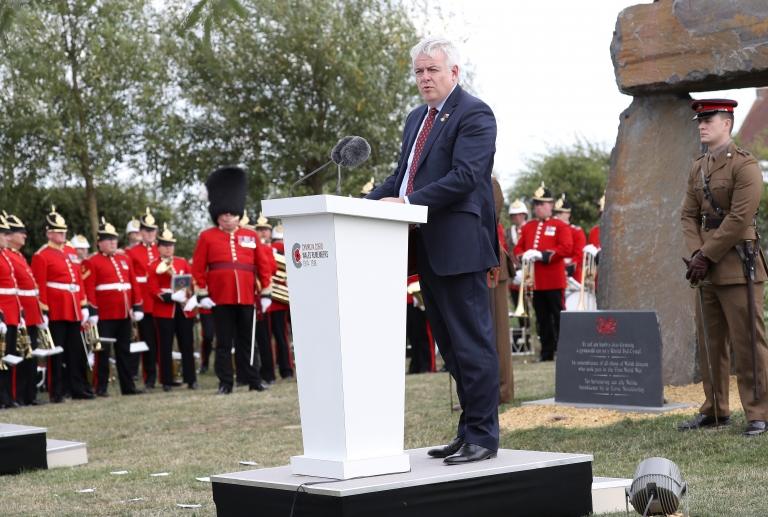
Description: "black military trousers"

(156, 311), (196, 386)
(1, 326), (19, 405)
(199, 312), (215, 369)
(257, 316), (274, 382)
(532, 289), (564, 361)
(270, 310), (293, 378)
(20, 326), (39, 404)
(49, 320), (90, 399)
(136, 314), (158, 387)
(95, 318), (137, 395)
(4, 326), (24, 404)
(406, 304), (432, 374)
(212, 304), (261, 389)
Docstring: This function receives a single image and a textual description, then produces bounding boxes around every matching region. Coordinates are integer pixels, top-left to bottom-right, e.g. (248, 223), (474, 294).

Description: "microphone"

(290, 136), (371, 196)
(290, 137), (355, 196)
(335, 136), (371, 195)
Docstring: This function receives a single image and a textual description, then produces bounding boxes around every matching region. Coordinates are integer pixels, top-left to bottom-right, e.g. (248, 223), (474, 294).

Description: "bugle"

(18, 324), (33, 359)
(512, 257), (535, 318)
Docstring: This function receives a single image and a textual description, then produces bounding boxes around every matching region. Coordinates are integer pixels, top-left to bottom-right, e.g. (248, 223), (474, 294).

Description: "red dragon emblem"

(596, 316), (617, 336)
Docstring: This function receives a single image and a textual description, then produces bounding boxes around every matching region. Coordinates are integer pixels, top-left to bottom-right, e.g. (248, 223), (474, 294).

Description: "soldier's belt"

(17, 288), (39, 297)
(135, 276), (148, 283)
(701, 214), (724, 231)
(95, 282), (131, 292)
(47, 282), (80, 292)
(208, 262), (256, 273)
(0, 287), (17, 295)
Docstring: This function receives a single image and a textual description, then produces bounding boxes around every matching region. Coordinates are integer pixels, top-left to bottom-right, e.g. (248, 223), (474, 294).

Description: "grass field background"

(1, 360), (766, 516)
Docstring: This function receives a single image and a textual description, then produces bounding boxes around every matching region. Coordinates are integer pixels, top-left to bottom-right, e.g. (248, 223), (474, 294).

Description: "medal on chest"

(238, 235), (257, 248)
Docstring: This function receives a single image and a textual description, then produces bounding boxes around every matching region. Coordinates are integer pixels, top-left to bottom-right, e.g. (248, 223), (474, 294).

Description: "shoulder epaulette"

(694, 153), (706, 162)
(735, 147), (751, 157)
(34, 243), (49, 255)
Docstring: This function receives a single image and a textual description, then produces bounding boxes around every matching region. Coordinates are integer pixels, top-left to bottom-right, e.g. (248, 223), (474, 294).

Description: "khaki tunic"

(491, 177), (513, 403)
(680, 141), (768, 420)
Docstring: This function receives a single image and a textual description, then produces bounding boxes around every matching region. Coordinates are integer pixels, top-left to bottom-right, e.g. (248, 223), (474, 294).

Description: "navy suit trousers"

(416, 234), (499, 451)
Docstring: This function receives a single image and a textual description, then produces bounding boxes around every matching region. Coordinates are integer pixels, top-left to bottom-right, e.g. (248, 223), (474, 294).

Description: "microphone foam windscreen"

(330, 136), (355, 165)
(339, 137), (371, 168)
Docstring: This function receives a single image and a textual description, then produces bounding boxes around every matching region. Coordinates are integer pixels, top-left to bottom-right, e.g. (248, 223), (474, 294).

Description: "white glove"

(0, 321), (6, 335)
(199, 296), (216, 310)
(132, 310), (145, 322)
(37, 318), (49, 331)
(260, 297), (272, 313)
(81, 307), (89, 325)
(183, 296), (199, 312)
(583, 244), (599, 256)
(522, 249), (543, 262)
(171, 290), (188, 303)
(88, 315), (99, 326)
(513, 269), (523, 286)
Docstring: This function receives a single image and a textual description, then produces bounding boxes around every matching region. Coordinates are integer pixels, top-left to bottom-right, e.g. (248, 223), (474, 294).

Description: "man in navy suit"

(367, 37), (500, 464)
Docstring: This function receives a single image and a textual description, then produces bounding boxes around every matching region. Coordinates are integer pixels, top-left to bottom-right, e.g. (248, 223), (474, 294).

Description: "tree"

(0, 0), (174, 243)
(507, 141), (609, 230)
(163, 0), (419, 212)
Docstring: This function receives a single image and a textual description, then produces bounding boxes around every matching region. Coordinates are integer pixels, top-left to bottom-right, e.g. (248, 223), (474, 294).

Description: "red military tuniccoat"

(31, 243), (87, 323)
(82, 252), (142, 320)
(588, 225), (601, 247)
(570, 224), (587, 283)
(191, 227), (272, 306)
(6, 249), (43, 326)
(0, 250), (21, 325)
(148, 256), (194, 319)
(513, 217), (573, 291)
(125, 242), (158, 314)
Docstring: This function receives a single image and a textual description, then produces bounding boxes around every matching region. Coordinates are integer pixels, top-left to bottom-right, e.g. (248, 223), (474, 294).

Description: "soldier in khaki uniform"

(679, 98), (768, 436)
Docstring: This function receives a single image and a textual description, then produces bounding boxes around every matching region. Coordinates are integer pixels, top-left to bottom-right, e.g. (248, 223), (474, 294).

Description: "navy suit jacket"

(368, 85), (499, 276)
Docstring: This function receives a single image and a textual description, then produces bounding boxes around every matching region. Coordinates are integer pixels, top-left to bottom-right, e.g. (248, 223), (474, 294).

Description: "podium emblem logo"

(291, 243), (302, 269)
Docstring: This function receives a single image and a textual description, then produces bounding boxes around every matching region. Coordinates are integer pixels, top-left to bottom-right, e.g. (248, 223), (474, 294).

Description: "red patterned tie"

(405, 107), (439, 196)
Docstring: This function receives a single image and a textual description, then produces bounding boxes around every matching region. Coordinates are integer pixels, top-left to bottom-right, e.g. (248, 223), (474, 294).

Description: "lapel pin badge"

(440, 113), (450, 122)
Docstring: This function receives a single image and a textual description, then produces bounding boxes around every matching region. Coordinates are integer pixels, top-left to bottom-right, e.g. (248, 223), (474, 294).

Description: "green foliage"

(507, 141), (609, 230)
(742, 133), (768, 241)
(166, 0), (419, 208)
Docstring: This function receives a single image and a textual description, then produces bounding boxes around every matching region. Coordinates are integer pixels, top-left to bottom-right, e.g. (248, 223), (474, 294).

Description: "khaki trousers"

(696, 282), (768, 421)
(491, 278), (513, 403)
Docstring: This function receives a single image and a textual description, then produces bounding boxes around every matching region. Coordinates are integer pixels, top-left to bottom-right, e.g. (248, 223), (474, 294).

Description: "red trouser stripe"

(92, 353), (99, 389)
(426, 322), (436, 373)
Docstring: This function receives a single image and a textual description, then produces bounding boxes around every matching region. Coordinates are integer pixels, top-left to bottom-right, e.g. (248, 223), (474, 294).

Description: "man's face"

(697, 114), (731, 146)
(256, 228), (272, 243)
(8, 231), (26, 249)
(413, 51), (459, 107)
(554, 211), (571, 223)
(218, 213), (240, 232)
(48, 231), (66, 245)
(140, 228), (157, 244)
(510, 213), (527, 227)
(127, 231), (140, 245)
(98, 238), (118, 254)
(75, 248), (88, 260)
(0, 233), (7, 248)
(533, 201), (553, 219)
(158, 243), (174, 258)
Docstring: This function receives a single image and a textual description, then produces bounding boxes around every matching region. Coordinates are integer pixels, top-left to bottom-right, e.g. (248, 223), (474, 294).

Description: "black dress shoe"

(217, 385), (232, 395)
(427, 437), (465, 458)
(50, 396), (64, 404)
(188, 382), (198, 390)
(249, 383), (265, 392)
(677, 413), (731, 431)
(162, 385), (172, 392)
(96, 391), (109, 398)
(123, 388), (145, 395)
(29, 399), (47, 406)
(444, 444), (497, 465)
(744, 420), (767, 437)
(72, 392), (95, 400)
(198, 365), (208, 374)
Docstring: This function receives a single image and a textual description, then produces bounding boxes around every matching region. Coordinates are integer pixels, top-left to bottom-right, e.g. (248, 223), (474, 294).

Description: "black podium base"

(211, 448), (593, 517)
(0, 423), (48, 475)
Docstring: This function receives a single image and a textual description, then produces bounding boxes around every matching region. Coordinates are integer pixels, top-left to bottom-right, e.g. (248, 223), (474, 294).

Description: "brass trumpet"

(81, 324), (104, 353)
(155, 256), (176, 275)
(0, 331), (7, 371)
(512, 257), (535, 318)
(18, 324), (33, 359)
(577, 251), (597, 311)
(38, 326), (56, 350)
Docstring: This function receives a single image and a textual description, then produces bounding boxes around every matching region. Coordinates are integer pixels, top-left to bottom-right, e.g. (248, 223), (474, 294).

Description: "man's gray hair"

(410, 37), (461, 70)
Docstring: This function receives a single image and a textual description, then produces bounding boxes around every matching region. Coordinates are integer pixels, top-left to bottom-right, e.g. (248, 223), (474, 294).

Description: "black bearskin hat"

(206, 166), (247, 224)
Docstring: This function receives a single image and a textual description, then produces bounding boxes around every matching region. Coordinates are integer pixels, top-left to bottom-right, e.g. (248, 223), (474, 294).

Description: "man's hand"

(583, 244), (600, 256)
(380, 197), (405, 204)
(80, 307), (90, 325)
(198, 296), (216, 310)
(131, 310), (145, 322)
(685, 251), (710, 283)
(522, 249), (543, 262)
(260, 297), (272, 313)
(171, 289), (188, 303)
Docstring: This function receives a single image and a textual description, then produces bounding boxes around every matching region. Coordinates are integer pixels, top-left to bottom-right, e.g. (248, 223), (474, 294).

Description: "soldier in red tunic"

(31, 206), (91, 402)
(82, 218), (144, 396)
(0, 216), (23, 408)
(125, 207), (159, 390)
(513, 183), (573, 361)
(553, 194), (587, 282)
(191, 167), (273, 394)
(148, 224), (197, 391)
(5, 213), (49, 405)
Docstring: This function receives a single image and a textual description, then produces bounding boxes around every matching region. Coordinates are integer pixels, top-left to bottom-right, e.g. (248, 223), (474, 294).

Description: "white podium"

(262, 195), (427, 480)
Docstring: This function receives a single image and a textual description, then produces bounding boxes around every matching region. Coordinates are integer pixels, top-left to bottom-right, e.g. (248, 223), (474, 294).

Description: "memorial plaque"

(555, 311), (663, 407)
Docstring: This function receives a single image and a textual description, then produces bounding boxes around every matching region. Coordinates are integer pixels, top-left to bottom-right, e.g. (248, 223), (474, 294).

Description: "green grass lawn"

(1, 360), (766, 516)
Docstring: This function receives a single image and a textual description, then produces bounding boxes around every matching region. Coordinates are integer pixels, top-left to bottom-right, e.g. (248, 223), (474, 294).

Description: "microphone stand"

(336, 163), (342, 196)
(289, 161), (334, 196)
